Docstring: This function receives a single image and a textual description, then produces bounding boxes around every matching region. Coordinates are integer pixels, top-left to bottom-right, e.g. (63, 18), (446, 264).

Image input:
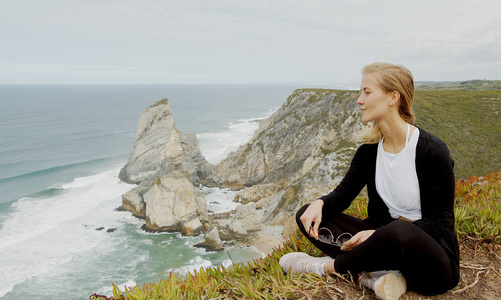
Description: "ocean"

(0, 84), (304, 299)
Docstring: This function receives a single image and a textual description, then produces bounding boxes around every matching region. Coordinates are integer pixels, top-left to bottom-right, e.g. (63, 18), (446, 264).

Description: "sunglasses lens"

(337, 233), (352, 246)
(318, 228), (332, 243)
(318, 234), (330, 243)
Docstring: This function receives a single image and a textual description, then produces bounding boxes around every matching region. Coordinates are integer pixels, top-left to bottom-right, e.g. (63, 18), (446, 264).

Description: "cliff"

(118, 87), (501, 249)
(118, 90), (370, 248)
(213, 89), (364, 187)
(211, 89), (368, 227)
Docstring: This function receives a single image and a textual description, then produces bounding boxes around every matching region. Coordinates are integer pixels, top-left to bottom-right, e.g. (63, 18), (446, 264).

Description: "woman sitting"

(279, 62), (460, 300)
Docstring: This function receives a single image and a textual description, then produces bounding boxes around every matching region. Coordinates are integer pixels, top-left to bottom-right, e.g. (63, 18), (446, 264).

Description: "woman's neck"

(378, 117), (410, 154)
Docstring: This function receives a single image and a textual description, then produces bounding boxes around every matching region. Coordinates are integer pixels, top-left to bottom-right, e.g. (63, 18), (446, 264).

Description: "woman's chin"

(361, 116), (372, 123)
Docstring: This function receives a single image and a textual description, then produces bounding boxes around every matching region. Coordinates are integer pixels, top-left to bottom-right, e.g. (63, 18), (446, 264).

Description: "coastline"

(0, 84), (297, 299)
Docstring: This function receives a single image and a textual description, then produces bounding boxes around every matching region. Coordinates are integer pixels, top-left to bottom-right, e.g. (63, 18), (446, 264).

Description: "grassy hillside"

(416, 80), (501, 91)
(413, 90), (500, 179)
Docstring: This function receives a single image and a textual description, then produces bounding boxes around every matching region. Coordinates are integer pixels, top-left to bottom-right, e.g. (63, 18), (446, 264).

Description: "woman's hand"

(299, 199), (324, 239)
(341, 230), (375, 251)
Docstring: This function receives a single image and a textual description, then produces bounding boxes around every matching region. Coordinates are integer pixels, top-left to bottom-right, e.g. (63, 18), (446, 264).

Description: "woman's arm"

(413, 141), (456, 239)
(299, 144), (374, 239)
(298, 199), (324, 238)
(340, 229), (375, 251)
(319, 144), (374, 216)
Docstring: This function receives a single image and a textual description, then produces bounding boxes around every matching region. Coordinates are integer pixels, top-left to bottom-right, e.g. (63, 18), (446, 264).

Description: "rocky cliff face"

(119, 99), (212, 185)
(119, 90), (368, 249)
(212, 89), (368, 227)
(119, 99), (212, 232)
(213, 89), (364, 187)
(142, 173), (208, 232)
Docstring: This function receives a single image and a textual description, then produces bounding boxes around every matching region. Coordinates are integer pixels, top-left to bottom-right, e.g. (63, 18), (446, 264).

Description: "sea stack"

(119, 98), (212, 185)
(119, 98), (212, 234)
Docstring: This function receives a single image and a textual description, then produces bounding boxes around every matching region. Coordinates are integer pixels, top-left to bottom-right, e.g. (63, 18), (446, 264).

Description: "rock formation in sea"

(118, 90), (368, 251)
(119, 99), (212, 232)
(119, 98), (212, 185)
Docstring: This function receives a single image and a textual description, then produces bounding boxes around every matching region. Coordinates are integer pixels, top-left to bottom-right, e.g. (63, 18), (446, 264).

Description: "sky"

(1, 0), (500, 86)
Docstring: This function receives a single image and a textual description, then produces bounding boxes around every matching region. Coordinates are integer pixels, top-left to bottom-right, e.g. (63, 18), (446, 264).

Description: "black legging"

(296, 204), (455, 295)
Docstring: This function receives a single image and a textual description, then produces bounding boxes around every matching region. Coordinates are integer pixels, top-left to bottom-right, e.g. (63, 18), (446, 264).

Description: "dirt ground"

(303, 238), (501, 299)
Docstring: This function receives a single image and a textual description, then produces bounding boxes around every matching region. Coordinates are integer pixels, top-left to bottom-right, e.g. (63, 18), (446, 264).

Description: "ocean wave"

(23, 187), (65, 199)
(199, 186), (238, 214)
(197, 117), (265, 164)
(134, 228), (177, 236)
(97, 279), (137, 298)
(74, 129), (135, 141)
(166, 256), (213, 275)
(0, 157), (120, 184)
(229, 117), (265, 126)
(0, 167), (135, 298)
(0, 84), (294, 299)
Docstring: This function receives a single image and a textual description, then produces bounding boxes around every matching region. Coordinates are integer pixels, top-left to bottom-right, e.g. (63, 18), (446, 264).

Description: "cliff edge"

(211, 89), (367, 230)
(118, 90), (369, 249)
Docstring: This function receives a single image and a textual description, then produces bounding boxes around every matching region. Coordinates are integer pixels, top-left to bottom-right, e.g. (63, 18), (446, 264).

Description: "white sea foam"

(199, 186), (238, 214)
(117, 280), (137, 291)
(0, 131), (262, 298)
(97, 279), (137, 298)
(0, 84), (292, 299)
(197, 106), (278, 165)
(0, 168), (134, 298)
(197, 117), (265, 164)
(166, 256), (214, 275)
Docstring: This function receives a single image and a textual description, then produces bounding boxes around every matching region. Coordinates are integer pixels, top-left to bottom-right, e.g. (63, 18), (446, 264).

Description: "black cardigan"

(319, 128), (460, 282)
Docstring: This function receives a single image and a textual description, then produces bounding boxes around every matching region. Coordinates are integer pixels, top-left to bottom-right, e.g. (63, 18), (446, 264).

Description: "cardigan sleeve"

(319, 144), (374, 216)
(413, 139), (459, 267)
(413, 142), (455, 235)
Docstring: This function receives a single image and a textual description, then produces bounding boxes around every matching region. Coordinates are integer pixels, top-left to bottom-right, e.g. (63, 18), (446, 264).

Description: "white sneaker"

(360, 270), (407, 300)
(279, 252), (333, 276)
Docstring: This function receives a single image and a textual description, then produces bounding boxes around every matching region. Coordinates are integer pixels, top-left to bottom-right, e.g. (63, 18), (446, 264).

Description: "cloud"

(0, 0), (499, 84)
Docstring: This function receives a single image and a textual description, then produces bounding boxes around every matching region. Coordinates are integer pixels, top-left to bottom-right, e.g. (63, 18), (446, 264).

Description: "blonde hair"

(361, 62), (415, 144)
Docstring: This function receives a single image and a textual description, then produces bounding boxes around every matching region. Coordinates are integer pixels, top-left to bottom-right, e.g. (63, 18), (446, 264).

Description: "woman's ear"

(389, 91), (401, 106)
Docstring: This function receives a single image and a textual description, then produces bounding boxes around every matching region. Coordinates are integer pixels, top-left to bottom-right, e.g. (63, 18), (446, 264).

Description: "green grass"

(344, 171), (501, 244)
(454, 171), (501, 243)
(91, 234), (332, 300)
(285, 87), (500, 180)
(416, 80), (501, 91)
(90, 171), (501, 300)
(413, 90), (500, 179)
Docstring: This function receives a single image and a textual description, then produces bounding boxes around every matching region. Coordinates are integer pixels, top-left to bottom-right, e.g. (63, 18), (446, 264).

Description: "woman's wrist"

(313, 199), (324, 207)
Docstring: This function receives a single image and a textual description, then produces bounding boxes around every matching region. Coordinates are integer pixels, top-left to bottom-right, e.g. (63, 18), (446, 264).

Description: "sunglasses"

(312, 227), (352, 247)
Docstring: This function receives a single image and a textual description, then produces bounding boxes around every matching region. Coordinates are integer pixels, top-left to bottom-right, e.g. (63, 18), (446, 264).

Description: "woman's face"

(357, 72), (391, 123)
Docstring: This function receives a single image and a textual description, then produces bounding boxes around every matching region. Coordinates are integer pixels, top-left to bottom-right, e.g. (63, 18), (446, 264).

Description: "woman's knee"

(296, 204), (310, 229)
(376, 220), (417, 245)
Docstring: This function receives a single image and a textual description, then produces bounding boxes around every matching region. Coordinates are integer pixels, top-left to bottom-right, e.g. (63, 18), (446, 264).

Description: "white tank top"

(376, 124), (422, 221)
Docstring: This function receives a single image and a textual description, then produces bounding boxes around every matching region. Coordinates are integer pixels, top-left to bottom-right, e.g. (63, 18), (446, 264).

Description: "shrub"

(454, 171), (501, 243)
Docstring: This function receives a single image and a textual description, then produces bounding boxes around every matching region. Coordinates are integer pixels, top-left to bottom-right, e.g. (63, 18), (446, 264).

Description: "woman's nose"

(357, 94), (363, 105)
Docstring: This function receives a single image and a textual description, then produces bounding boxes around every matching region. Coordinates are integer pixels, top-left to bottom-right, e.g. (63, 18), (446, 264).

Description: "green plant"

(344, 196), (368, 219)
(413, 90), (500, 179)
(91, 171), (500, 299)
(91, 233), (339, 300)
(454, 171), (501, 243)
